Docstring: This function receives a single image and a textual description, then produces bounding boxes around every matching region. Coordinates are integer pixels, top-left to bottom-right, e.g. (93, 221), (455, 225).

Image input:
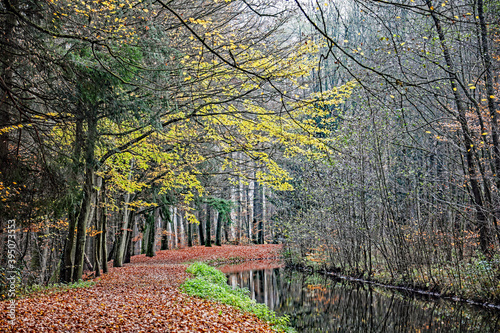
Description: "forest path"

(1, 244), (282, 332)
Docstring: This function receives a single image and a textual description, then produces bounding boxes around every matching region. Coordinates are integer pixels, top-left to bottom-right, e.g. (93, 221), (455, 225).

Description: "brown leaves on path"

(132, 244), (283, 265)
(1, 244), (282, 332)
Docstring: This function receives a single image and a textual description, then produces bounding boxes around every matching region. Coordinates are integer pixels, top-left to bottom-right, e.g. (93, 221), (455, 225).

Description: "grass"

(181, 262), (295, 333)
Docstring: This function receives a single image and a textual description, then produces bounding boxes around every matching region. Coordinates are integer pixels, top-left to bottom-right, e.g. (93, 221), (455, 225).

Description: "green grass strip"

(181, 262), (294, 333)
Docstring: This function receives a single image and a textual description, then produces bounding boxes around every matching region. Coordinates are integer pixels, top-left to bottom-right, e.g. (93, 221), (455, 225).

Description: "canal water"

(222, 263), (500, 332)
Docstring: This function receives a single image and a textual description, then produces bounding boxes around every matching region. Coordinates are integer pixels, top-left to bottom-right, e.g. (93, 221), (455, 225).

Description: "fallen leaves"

(0, 244), (282, 332)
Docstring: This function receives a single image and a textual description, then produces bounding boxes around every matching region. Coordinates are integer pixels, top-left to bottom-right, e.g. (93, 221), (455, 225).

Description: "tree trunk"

(238, 176), (243, 244)
(124, 214), (134, 264)
(198, 210), (205, 246)
(178, 211), (185, 247)
(230, 183), (237, 241)
(60, 117), (84, 283)
(0, 1), (15, 179)
(477, 0), (500, 248)
(215, 211), (223, 246)
(253, 181), (262, 244)
(260, 186), (266, 244)
(72, 167), (95, 282)
(426, 0), (490, 254)
(187, 214), (193, 247)
(100, 179), (108, 274)
(173, 207), (178, 248)
(146, 211), (156, 257)
(114, 160), (134, 267)
(141, 219), (148, 255)
(161, 206), (170, 250)
(72, 108), (98, 282)
(61, 211), (77, 283)
(248, 177), (254, 241)
(205, 204), (212, 247)
(94, 178), (102, 277)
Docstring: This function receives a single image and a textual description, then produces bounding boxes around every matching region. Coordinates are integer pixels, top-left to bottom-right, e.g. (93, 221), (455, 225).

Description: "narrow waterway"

(223, 263), (500, 332)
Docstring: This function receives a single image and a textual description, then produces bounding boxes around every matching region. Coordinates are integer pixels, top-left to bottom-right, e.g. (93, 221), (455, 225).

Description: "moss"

(181, 262), (294, 333)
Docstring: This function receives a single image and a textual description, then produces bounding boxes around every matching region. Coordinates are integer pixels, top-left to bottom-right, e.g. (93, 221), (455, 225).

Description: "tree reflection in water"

(225, 265), (500, 333)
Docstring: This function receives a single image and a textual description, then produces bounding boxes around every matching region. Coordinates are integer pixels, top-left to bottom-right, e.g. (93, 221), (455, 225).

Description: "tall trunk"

(477, 0), (500, 247)
(114, 160), (134, 267)
(100, 179), (108, 274)
(253, 181), (262, 244)
(187, 213), (193, 247)
(238, 176), (244, 244)
(60, 116), (84, 283)
(224, 212), (230, 243)
(230, 183), (237, 241)
(161, 206), (170, 250)
(61, 211), (77, 283)
(178, 211), (185, 247)
(205, 204), (212, 247)
(113, 199), (131, 267)
(215, 211), (223, 246)
(477, 0), (499, 190)
(146, 211), (156, 257)
(258, 220), (264, 245)
(0, 4), (16, 272)
(198, 210), (205, 246)
(37, 227), (49, 284)
(173, 207), (178, 248)
(72, 111), (97, 282)
(141, 218), (148, 255)
(0, 1), (16, 178)
(72, 166), (95, 282)
(94, 178), (102, 277)
(426, 0), (490, 253)
(260, 186), (266, 244)
(248, 177), (255, 241)
(124, 214), (135, 264)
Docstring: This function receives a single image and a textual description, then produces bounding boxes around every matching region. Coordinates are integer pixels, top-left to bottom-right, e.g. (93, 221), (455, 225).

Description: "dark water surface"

(225, 265), (500, 333)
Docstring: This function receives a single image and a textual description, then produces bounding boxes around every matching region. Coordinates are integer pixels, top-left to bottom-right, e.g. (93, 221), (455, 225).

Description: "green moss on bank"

(181, 262), (294, 333)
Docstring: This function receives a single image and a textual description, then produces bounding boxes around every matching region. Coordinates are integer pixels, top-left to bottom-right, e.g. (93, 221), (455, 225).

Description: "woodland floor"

(1, 244), (283, 332)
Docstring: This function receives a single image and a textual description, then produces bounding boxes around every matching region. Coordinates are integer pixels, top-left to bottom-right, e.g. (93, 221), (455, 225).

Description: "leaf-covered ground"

(1, 244), (282, 332)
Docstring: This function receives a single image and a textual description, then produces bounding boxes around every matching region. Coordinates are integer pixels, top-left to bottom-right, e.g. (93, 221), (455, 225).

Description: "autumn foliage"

(1, 245), (282, 332)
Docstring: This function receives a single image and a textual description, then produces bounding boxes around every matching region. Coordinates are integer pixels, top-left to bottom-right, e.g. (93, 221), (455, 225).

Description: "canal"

(221, 262), (500, 332)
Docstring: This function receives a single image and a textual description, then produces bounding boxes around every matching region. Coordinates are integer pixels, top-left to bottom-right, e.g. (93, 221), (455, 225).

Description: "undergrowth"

(181, 262), (294, 333)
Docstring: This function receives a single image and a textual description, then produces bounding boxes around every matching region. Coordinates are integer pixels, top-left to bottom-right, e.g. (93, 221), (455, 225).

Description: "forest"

(1, 0), (500, 322)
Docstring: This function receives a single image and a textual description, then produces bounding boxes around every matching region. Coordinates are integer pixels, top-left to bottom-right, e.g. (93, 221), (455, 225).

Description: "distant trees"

(0, 0), (351, 292)
(277, 0), (500, 300)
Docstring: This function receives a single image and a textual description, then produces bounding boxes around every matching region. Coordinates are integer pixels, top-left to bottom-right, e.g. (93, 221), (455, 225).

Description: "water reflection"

(226, 266), (500, 332)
